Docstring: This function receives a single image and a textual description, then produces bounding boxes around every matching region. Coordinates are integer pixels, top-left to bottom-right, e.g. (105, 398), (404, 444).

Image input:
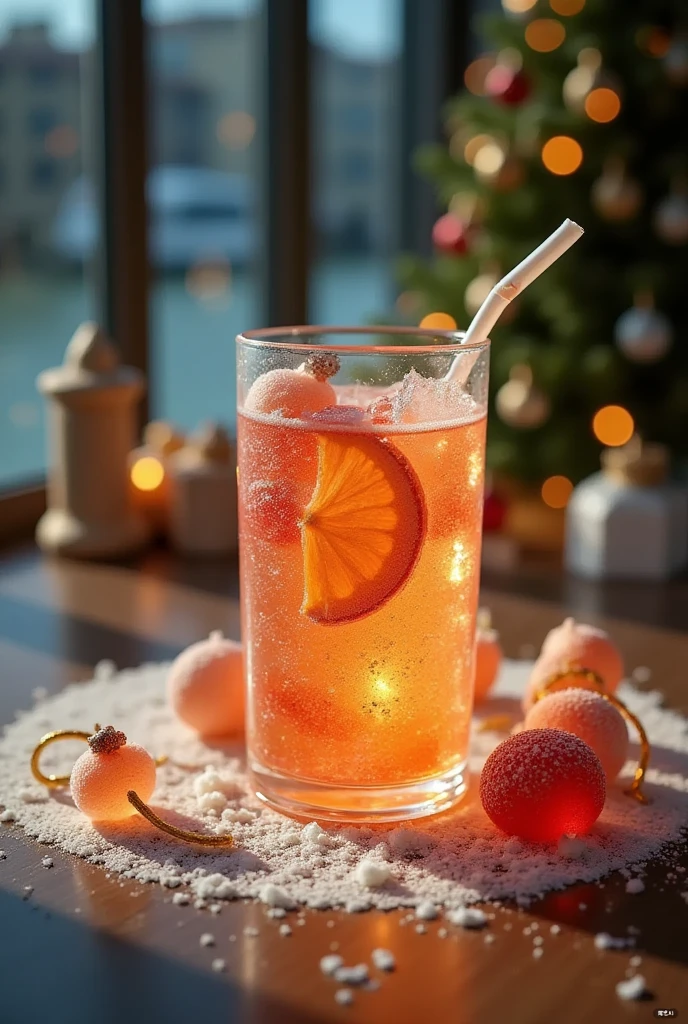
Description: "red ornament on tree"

(485, 64), (531, 106)
(432, 213), (469, 256)
(483, 488), (507, 533)
(480, 728), (606, 843)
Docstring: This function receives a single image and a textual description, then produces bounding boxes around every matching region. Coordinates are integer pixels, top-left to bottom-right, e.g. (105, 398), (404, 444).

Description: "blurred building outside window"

(0, 10), (92, 488)
(0, 0), (410, 491)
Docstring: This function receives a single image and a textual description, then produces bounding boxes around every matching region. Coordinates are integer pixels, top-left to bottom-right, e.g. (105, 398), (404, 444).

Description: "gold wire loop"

(127, 791), (234, 847)
(31, 729), (93, 788)
(31, 727), (233, 847)
(534, 666), (651, 804)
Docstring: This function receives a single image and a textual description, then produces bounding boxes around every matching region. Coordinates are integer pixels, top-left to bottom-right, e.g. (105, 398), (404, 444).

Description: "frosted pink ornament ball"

(244, 367), (336, 418)
(524, 688), (629, 780)
(70, 726), (156, 821)
(524, 617), (624, 709)
(168, 631), (245, 737)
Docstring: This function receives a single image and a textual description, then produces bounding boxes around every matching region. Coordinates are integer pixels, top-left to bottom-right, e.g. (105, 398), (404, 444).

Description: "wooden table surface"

(1, 544), (687, 1024)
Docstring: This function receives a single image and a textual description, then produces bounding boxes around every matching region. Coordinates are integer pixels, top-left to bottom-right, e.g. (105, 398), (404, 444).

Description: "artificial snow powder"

(320, 955), (344, 976)
(447, 907), (488, 929)
(625, 878), (645, 894)
(1, 660), (688, 916)
(354, 859), (391, 888)
(371, 949), (396, 972)
(616, 975), (647, 1000)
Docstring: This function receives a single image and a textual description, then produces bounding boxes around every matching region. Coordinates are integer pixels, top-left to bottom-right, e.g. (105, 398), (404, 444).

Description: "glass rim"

(236, 324), (490, 356)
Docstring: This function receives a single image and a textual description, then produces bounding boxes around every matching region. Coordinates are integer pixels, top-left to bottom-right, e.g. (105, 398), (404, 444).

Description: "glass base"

(249, 757), (469, 824)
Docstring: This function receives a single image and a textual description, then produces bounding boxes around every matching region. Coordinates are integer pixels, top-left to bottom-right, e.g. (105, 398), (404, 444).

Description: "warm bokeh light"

(502, 0), (537, 12)
(541, 475), (574, 509)
(635, 27), (671, 58)
(419, 312), (458, 331)
(44, 124), (79, 158)
(549, 0), (585, 14)
(131, 456), (165, 492)
(464, 134), (495, 165)
(541, 136), (583, 175)
(464, 55), (497, 96)
(525, 19), (566, 53)
(473, 142), (506, 176)
(216, 111), (256, 150)
(592, 406), (634, 447)
(584, 87), (621, 123)
(186, 260), (232, 302)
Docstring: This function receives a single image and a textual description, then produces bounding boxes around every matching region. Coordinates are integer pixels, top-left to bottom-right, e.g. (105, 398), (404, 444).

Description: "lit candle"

(129, 420), (185, 535)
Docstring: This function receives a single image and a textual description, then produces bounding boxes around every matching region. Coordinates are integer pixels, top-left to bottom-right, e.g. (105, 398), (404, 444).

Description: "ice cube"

(390, 369), (474, 426)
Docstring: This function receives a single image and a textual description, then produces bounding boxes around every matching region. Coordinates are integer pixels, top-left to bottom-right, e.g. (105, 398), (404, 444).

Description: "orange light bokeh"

(636, 27), (670, 58)
(464, 56), (497, 96)
(419, 312), (458, 331)
(525, 19), (566, 53)
(584, 87), (621, 123)
(131, 456), (165, 492)
(592, 406), (634, 447)
(541, 136), (583, 175)
(541, 475), (574, 509)
(549, 0), (585, 14)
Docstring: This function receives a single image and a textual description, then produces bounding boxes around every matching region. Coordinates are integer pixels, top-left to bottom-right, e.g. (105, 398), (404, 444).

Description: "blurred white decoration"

(653, 184), (688, 245)
(36, 323), (150, 559)
(591, 158), (643, 222)
(565, 437), (688, 581)
(495, 364), (550, 429)
(168, 424), (238, 556)
(614, 295), (673, 364)
(663, 35), (688, 85)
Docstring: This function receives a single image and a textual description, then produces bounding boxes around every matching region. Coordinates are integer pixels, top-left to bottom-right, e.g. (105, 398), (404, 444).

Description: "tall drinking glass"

(237, 327), (489, 822)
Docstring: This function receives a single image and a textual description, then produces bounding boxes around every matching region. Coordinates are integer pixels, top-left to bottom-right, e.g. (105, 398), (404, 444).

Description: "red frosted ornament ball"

(432, 213), (469, 256)
(480, 728), (606, 843)
(485, 65), (531, 106)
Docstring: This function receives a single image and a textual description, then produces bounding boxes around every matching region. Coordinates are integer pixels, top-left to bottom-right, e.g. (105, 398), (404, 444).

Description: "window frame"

(0, 0), (467, 544)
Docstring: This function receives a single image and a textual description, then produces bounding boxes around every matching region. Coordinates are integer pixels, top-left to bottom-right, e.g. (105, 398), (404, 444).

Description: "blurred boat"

(51, 165), (256, 270)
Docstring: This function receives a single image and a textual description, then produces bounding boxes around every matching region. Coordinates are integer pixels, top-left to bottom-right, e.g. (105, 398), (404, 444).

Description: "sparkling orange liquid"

(237, 404), (486, 787)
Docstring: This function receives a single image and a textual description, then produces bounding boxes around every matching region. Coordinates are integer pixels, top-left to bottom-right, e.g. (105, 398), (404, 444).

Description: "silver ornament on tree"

(614, 292), (673, 364)
(663, 35), (688, 86)
(654, 178), (688, 245)
(591, 157), (643, 222)
(495, 364), (550, 429)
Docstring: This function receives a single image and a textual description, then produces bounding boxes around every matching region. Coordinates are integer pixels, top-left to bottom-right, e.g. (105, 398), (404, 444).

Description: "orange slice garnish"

(300, 433), (427, 623)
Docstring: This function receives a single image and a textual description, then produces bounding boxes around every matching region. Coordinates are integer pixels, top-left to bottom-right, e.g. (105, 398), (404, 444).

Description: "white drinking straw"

(446, 219), (584, 383)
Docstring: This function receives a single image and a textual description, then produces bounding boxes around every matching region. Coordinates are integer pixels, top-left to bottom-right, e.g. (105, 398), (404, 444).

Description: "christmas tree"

(397, 0), (688, 493)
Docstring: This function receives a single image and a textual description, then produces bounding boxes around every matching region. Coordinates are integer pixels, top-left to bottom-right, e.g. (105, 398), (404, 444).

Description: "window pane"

(0, 7), (93, 488)
(309, 0), (402, 325)
(146, 0), (261, 434)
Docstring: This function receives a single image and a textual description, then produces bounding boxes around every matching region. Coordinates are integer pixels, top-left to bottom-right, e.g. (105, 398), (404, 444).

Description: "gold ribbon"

(534, 667), (650, 804)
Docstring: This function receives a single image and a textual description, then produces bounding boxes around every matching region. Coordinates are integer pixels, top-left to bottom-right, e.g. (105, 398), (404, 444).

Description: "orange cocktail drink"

(237, 327), (489, 822)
